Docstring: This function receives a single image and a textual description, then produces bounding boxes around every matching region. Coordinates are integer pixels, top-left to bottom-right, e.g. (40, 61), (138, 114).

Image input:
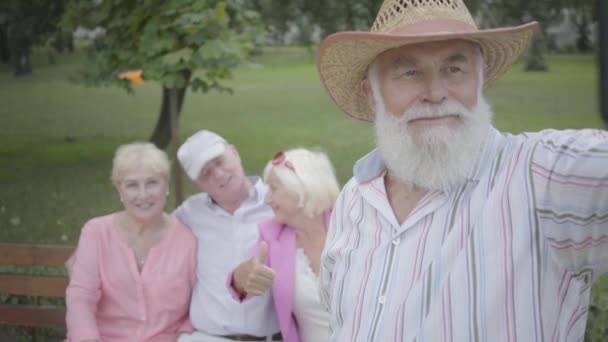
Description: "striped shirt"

(320, 127), (608, 342)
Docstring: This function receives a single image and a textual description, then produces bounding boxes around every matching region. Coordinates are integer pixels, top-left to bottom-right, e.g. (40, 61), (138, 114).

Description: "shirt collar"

(353, 126), (503, 186)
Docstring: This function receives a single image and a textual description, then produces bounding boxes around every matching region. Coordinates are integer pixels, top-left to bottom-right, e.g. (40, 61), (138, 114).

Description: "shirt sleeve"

(173, 203), (187, 226)
(319, 182), (351, 311)
(65, 221), (102, 341)
(531, 129), (608, 280)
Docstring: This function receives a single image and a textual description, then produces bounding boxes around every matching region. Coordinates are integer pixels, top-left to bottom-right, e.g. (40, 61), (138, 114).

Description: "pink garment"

(66, 214), (197, 342)
(227, 211), (331, 342)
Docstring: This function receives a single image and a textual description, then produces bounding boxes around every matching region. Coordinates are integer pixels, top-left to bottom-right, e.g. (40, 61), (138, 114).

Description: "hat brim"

(317, 22), (539, 122)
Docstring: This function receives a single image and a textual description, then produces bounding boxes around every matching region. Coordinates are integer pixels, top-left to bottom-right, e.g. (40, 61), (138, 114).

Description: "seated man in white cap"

(317, 0), (608, 341)
(175, 130), (282, 342)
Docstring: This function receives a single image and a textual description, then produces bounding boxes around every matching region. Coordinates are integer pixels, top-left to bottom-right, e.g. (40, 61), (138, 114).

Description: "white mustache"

(397, 100), (471, 124)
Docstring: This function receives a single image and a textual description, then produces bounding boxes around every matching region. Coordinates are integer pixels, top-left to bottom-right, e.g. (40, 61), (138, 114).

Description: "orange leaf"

(118, 69), (144, 85)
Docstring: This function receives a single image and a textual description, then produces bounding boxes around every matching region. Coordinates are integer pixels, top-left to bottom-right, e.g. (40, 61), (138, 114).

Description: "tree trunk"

(525, 30), (548, 72)
(0, 26), (9, 64)
(10, 33), (33, 76)
(12, 49), (32, 76)
(168, 88), (184, 206)
(576, 13), (591, 53)
(66, 32), (75, 53)
(345, 2), (355, 30)
(149, 70), (192, 148)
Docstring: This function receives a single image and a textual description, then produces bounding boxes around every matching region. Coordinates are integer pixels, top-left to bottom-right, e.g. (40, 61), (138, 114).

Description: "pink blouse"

(66, 214), (197, 342)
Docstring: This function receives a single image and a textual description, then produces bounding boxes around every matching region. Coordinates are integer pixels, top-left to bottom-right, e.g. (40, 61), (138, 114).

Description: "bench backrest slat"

(0, 243), (73, 330)
(0, 243), (74, 267)
(0, 304), (66, 328)
(0, 274), (69, 297)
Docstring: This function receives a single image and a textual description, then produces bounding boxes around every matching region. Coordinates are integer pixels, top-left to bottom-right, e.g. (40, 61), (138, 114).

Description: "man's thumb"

(256, 241), (269, 264)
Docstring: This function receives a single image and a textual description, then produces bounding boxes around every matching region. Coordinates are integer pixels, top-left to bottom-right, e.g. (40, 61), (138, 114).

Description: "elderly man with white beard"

(316, 1), (608, 341)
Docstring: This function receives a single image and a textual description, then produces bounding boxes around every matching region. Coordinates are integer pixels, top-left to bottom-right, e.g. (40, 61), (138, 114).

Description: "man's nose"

(211, 167), (225, 179)
(422, 73), (447, 105)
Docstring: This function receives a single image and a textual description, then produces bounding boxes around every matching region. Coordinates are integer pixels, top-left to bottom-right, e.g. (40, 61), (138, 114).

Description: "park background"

(1, 0), (607, 341)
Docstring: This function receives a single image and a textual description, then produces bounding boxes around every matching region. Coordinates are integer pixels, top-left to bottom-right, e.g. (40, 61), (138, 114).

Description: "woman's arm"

(176, 235), (197, 333)
(65, 222), (103, 341)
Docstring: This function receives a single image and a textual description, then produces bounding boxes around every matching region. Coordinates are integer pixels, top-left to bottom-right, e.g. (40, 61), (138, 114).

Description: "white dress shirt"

(174, 177), (280, 337)
(321, 128), (608, 342)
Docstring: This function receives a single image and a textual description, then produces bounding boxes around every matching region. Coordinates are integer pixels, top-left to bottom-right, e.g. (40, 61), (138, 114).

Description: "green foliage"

(0, 0), (66, 75)
(62, 0), (264, 93)
(586, 278), (608, 341)
(251, 0), (382, 42)
(481, 0), (563, 26)
(0, 0), (65, 47)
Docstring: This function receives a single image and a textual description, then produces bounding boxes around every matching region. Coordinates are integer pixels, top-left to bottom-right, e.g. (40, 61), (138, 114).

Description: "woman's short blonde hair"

(111, 142), (170, 185)
(263, 148), (340, 217)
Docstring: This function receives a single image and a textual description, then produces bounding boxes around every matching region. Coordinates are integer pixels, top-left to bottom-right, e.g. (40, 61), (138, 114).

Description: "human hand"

(233, 242), (275, 296)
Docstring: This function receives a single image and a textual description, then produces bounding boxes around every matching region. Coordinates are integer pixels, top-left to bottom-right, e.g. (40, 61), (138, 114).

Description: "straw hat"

(317, 0), (539, 122)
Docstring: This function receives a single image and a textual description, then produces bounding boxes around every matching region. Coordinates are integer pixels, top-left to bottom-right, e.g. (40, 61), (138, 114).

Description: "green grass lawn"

(0, 47), (607, 340)
(0, 48), (603, 243)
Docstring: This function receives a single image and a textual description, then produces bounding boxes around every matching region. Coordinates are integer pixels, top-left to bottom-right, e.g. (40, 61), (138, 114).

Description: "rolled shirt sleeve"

(532, 129), (608, 280)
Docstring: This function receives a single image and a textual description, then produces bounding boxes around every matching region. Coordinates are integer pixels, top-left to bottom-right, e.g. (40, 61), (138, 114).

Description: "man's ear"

(360, 78), (376, 111)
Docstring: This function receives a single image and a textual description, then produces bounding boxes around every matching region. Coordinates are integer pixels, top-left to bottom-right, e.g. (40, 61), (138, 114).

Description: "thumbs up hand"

(233, 241), (276, 296)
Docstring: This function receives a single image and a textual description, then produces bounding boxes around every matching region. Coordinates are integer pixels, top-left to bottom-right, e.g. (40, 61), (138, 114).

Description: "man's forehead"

(378, 39), (479, 64)
(200, 153), (225, 173)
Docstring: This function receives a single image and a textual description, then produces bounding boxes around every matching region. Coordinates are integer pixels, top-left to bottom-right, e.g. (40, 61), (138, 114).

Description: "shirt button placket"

(138, 281), (146, 334)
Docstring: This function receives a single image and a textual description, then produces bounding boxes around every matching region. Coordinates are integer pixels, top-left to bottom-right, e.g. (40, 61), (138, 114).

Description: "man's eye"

(448, 66), (462, 73)
(402, 69), (418, 77)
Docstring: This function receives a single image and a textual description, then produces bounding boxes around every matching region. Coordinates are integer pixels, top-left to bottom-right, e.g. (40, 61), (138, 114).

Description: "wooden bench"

(0, 243), (74, 329)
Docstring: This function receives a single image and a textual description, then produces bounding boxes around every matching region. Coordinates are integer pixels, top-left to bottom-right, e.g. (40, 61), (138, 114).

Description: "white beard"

(373, 96), (493, 191)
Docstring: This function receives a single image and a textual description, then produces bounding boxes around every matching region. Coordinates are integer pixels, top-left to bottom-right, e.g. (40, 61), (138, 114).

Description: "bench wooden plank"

(0, 275), (68, 297)
(0, 304), (66, 328)
(0, 243), (73, 330)
(0, 243), (74, 267)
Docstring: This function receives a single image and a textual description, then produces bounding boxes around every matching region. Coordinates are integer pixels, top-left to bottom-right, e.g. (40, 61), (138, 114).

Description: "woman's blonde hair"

(111, 142), (170, 185)
(263, 148), (340, 217)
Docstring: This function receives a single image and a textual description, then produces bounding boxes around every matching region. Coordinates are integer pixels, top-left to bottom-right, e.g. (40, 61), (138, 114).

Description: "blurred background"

(0, 0), (606, 340)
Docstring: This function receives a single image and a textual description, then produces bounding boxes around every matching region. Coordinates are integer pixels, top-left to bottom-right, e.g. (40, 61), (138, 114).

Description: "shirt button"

(392, 237), (400, 245)
(378, 295), (386, 304)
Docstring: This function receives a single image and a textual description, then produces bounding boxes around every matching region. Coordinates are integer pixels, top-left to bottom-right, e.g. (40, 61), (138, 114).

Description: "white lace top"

(293, 248), (330, 342)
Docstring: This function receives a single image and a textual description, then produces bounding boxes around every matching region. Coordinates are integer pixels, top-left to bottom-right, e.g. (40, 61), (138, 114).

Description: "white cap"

(177, 130), (226, 180)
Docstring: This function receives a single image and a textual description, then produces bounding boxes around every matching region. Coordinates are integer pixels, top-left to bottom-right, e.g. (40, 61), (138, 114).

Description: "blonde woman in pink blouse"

(65, 143), (197, 342)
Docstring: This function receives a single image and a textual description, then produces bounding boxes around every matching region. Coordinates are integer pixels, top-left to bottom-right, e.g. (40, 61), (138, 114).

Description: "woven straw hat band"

(372, 0), (476, 33)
